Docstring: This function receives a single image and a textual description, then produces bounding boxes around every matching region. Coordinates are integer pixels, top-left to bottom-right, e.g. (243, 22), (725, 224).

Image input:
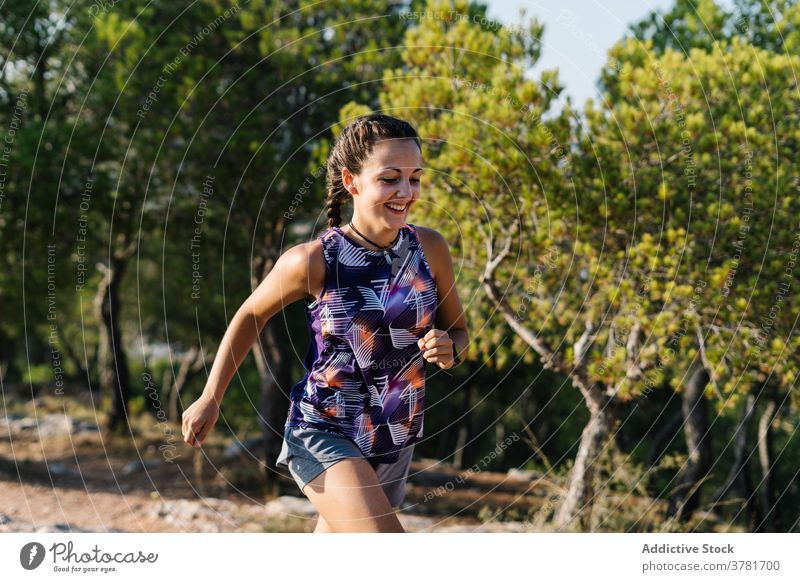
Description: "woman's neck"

(346, 219), (401, 249)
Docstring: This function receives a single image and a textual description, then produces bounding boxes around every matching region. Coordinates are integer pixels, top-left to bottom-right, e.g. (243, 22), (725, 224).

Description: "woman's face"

(342, 138), (423, 230)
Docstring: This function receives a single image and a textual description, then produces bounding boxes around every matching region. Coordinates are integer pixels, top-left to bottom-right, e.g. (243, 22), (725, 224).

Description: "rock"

(0, 413), (101, 437)
(74, 421), (100, 433)
(200, 497), (240, 513)
(149, 498), (243, 533)
(0, 519), (121, 533)
(37, 414), (75, 437)
(0, 412), (24, 424)
(0, 413), (100, 437)
(423, 524), (475, 532)
(13, 418), (40, 431)
(48, 463), (73, 476)
(222, 437), (264, 460)
(263, 495), (318, 519)
(121, 459), (163, 475)
(397, 514), (439, 531)
(2, 413), (73, 436)
(432, 520), (535, 532)
(49, 523), (88, 533)
(506, 468), (544, 481)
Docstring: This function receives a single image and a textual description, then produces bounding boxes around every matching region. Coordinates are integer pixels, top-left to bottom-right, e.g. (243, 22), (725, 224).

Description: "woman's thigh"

(302, 457), (404, 533)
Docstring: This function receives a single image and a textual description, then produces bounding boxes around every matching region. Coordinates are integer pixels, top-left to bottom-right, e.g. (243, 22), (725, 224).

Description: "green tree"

(588, 34), (800, 528)
(79, 0), (413, 486)
(361, 0), (800, 531)
(625, 0), (800, 527)
(0, 0), (102, 392)
(628, 0), (729, 55)
(630, 0), (800, 55)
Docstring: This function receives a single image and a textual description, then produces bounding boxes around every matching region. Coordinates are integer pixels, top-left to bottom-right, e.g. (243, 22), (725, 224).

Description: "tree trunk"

(161, 366), (174, 421)
(253, 315), (292, 497)
(554, 383), (619, 531)
(94, 255), (131, 434)
(0, 302), (17, 384)
(435, 360), (475, 463)
(452, 425), (468, 469)
(646, 409), (682, 467)
(56, 326), (96, 389)
(667, 363), (712, 521)
(168, 346), (207, 422)
(34, 45), (47, 120)
(756, 398), (778, 532)
(453, 382), (479, 470)
(711, 392), (756, 528)
(435, 380), (460, 461)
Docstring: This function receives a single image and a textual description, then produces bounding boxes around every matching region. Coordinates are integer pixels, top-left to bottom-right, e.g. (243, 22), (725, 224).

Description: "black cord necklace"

(348, 221), (400, 264)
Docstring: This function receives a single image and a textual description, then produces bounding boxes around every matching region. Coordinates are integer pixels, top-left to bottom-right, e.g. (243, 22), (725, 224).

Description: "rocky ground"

(0, 395), (567, 533)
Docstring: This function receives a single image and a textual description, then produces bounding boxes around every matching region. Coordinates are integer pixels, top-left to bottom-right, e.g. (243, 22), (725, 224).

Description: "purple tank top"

(285, 223), (438, 462)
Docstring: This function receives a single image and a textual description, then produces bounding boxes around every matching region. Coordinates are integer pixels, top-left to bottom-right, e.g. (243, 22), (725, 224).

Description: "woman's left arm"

(416, 227), (469, 369)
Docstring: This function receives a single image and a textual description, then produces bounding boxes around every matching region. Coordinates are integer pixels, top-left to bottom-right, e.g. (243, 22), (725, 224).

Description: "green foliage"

(378, 0), (568, 372)
(629, 0), (800, 56)
(364, 6), (800, 529)
(22, 364), (53, 385)
(575, 35), (800, 411)
(3, 0), (799, 530)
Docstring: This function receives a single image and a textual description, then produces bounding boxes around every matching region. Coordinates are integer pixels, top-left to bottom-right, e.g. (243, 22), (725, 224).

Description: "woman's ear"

(341, 167), (358, 196)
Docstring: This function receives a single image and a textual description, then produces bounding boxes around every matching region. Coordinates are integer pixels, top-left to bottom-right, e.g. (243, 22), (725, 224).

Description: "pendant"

(384, 250), (391, 264)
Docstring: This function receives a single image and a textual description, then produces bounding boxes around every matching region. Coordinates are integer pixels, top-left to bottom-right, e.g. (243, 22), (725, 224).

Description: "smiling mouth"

(384, 201), (409, 215)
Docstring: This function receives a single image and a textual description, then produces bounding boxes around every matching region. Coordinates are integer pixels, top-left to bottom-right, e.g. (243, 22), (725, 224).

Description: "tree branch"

(480, 218), (562, 373)
(696, 323), (724, 400)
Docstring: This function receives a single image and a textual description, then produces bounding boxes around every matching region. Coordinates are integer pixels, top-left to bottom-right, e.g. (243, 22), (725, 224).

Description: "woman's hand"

(417, 328), (456, 369)
(182, 394), (220, 448)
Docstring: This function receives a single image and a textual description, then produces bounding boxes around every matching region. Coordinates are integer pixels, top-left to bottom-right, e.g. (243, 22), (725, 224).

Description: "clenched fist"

(417, 328), (457, 369)
(182, 395), (220, 448)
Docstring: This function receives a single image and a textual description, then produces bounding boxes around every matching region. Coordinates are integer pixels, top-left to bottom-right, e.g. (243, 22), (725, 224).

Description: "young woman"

(181, 114), (468, 533)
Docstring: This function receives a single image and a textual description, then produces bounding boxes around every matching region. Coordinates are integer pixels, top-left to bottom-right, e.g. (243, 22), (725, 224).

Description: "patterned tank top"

(285, 223), (438, 463)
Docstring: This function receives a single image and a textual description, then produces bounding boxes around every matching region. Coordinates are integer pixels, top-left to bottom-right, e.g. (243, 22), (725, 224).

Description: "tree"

(81, 0), (413, 486)
(592, 35), (800, 528)
(629, 0), (800, 56)
(369, 0), (800, 530)
(625, 0), (800, 528)
(0, 0), (101, 393)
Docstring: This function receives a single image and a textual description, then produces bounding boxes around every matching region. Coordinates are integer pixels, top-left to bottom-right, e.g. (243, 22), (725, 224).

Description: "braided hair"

(325, 113), (420, 228)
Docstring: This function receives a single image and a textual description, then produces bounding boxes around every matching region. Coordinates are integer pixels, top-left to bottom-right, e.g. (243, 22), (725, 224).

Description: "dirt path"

(1, 400), (550, 533)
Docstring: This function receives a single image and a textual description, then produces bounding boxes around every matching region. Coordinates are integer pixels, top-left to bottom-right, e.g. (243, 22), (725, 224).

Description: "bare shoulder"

(414, 224), (448, 256)
(413, 225), (449, 279)
(244, 235), (327, 323)
(279, 236), (325, 301)
(279, 236), (324, 268)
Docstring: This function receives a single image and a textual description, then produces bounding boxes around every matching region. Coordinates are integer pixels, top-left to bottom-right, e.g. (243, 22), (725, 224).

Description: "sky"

(485, 0), (734, 109)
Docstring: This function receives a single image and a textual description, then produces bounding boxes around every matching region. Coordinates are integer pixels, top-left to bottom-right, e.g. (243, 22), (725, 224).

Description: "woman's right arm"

(181, 240), (323, 448)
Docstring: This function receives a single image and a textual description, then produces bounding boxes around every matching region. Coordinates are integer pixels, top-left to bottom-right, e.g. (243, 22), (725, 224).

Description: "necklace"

(348, 221), (400, 264)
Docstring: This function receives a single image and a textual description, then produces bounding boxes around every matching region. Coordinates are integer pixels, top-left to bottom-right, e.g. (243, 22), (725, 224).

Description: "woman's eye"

(380, 177), (421, 184)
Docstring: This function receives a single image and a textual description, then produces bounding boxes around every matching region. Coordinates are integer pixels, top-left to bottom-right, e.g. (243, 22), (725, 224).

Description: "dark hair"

(325, 113), (421, 228)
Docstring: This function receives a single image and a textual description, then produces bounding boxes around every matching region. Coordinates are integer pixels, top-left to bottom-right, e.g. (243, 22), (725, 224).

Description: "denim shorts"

(276, 424), (414, 508)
